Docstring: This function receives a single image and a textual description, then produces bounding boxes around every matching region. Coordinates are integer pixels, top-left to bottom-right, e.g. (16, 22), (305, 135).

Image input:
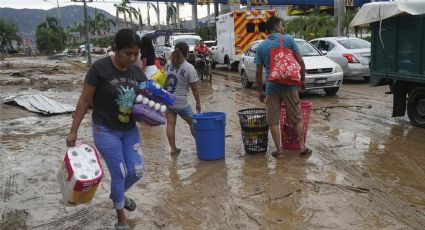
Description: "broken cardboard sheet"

(4, 94), (75, 115)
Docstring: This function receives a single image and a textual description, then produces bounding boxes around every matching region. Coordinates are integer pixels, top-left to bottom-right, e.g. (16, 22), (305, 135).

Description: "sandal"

(170, 148), (181, 155)
(115, 223), (129, 230)
(300, 148), (312, 156)
(271, 151), (284, 159)
(109, 195), (137, 212)
(124, 197), (136, 211)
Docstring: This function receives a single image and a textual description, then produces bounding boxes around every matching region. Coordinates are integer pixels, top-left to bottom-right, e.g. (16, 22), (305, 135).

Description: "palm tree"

(304, 10), (335, 40)
(148, 2), (160, 29)
(285, 17), (307, 38)
(0, 19), (21, 47)
(343, 9), (357, 36)
(114, 0), (130, 28)
(89, 12), (116, 36)
(36, 16), (65, 53)
(127, 6), (139, 30)
(166, 3), (177, 28)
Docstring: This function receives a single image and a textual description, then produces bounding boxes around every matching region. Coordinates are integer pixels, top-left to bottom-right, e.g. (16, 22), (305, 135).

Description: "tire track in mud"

(0, 147), (17, 203)
(310, 135), (425, 229)
(30, 208), (108, 230)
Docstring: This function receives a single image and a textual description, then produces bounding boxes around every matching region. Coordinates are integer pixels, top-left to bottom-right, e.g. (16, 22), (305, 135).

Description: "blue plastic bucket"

(192, 112), (226, 161)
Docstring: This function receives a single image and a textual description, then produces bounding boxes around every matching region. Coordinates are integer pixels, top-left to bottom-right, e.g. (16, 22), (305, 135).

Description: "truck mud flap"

(392, 84), (407, 117)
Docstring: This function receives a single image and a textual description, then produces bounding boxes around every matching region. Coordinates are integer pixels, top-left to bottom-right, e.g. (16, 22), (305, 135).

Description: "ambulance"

(216, 9), (278, 70)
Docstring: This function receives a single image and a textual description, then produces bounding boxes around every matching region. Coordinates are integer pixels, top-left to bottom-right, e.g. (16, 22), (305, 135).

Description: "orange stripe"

(237, 32), (257, 49)
(234, 17), (247, 34)
(235, 20), (249, 35)
(234, 13), (246, 29)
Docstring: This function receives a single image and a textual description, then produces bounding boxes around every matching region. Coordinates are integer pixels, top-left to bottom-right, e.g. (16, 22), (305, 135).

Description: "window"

(258, 22), (266, 33)
(246, 23), (255, 33)
(247, 42), (259, 57)
(338, 38), (371, 49)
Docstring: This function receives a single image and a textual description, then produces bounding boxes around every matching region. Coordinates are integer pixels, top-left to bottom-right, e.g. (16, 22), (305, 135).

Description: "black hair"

(113, 28), (140, 51)
(171, 42), (189, 68)
(266, 16), (282, 33)
(140, 36), (154, 54)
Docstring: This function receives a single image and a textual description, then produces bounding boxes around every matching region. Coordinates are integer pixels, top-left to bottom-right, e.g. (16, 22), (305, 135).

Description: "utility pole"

(192, 3), (198, 30)
(334, 0), (345, 37)
(247, 0), (252, 10)
(71, 0), (92, 65)
(83, 0), (92, 65)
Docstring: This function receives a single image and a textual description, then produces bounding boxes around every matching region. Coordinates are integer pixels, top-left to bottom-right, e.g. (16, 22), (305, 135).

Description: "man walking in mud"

(254, 16), (312, 158)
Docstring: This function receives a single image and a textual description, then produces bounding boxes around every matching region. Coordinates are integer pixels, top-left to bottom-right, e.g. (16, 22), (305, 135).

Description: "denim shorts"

(167, 105), (193, 119)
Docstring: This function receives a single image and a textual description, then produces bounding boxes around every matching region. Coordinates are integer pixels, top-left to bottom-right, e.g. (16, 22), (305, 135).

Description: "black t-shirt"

(141, 48), (156, 66)
(85, 57), (147, 130)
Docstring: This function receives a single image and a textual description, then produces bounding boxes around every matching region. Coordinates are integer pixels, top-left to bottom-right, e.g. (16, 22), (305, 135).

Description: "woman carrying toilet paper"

(164, 42), (201, 155)
(66, 28), (147, 230)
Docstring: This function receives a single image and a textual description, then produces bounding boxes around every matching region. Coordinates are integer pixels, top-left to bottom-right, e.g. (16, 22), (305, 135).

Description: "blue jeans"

(92, 123), (144, 209)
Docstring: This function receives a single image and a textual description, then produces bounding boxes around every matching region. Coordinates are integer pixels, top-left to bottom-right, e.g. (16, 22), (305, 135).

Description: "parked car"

(238, 39), (344, 95)
(204, 40), (218, 68)
(309, 37), (371, 81)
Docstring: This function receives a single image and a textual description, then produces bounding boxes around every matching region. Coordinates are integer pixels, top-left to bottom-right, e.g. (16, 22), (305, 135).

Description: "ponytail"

(171, 42), (189, 68)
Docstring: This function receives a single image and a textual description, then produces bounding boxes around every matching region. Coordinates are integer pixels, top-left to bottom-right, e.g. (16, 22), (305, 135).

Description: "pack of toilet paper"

(57, 142), (103, 205)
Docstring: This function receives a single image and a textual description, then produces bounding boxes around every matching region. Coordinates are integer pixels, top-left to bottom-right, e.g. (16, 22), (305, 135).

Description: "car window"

(310, 40), (319, 47)
(246, 42), (260, 57)
(338, 39), (370, 49)
(327, 42), (335, 51)
(295, 40), (321, 56)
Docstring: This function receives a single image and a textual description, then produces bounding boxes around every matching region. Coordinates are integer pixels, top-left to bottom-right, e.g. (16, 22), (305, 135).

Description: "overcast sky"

(1, 0), (214, 22)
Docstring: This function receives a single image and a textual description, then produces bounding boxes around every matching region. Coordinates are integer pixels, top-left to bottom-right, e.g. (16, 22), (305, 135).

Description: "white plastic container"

(57, 142), (103, 205)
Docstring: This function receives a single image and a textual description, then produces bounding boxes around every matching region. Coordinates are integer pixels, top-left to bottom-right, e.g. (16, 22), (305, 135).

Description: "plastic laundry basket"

(280, 101), (312, 150)
(238, 108), (269, 154)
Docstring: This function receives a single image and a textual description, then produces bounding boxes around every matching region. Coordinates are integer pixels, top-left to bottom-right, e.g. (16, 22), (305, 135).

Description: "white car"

(163, 35), (202, 65)
(238, 39), (344, 95)
(310, 37), (371, 80)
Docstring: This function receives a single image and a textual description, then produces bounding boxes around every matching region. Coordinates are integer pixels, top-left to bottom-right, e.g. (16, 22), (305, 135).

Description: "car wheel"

(241, 70), (252, 88)
(324, 87), (339, 96)
(407, 87), (425, 128)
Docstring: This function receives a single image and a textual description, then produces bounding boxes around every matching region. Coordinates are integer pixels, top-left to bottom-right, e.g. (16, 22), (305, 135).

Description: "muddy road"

(1, 57), (425, 230)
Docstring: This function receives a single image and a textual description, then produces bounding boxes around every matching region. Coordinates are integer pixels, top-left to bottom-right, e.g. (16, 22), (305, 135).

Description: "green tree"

(304, 10), (335, 40)
(285, 9), (335, 40)
(343, 9), (357, 36)
(0, 19), (21, 48)
(166, 3), (177, 28)
(36, 16), (66, 54)
(197, 26), (216, 41)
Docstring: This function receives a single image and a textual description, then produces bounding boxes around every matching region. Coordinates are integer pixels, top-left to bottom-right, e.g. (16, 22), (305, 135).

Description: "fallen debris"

(3, 94), (75, 115)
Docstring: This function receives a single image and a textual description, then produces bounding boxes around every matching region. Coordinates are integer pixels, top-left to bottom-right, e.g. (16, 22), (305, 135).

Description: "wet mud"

(1, 59), (425, 229)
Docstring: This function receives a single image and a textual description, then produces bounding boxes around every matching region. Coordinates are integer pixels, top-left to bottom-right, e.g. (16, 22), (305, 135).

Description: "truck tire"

(407, 87), (425, 128)
(240, 70), (252, 88)
(324, 87), (340, 96)
(226, 58), (232, 71)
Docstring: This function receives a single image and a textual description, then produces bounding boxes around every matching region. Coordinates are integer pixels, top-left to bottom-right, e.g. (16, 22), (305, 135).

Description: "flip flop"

(170, 148), (181, 155)
(115, 223), (129, 230)
(271, 151), (284, 159)
(300, 148), (312, 156)
(109, 195), (136, 212)
(124, 197), (136, 212)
